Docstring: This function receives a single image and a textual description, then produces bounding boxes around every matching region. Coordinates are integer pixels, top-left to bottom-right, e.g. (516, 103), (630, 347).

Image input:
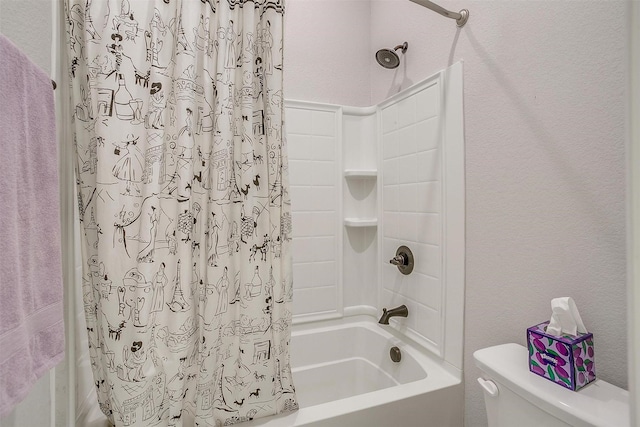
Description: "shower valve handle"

(389, 246), (414, 275)
(389, 254), (407, 266)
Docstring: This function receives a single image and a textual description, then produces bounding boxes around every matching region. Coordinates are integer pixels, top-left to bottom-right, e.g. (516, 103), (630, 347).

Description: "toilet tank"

(473, 343), (629, 427)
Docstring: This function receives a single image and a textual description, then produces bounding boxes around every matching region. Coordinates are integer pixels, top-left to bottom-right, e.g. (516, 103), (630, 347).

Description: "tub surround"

(287, 62), (465, 372)
(287, 101), (343, 319)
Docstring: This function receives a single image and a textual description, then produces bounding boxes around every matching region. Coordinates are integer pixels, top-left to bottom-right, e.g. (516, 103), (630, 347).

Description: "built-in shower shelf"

(344, 218), (378, 227)
(344, 169), (378, 178)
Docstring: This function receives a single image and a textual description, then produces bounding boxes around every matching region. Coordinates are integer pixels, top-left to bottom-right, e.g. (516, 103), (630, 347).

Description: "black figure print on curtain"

(66, 0), (296, 425)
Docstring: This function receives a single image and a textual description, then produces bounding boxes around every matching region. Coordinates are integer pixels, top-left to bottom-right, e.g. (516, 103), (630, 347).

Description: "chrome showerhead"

(375, 42), (408, 69)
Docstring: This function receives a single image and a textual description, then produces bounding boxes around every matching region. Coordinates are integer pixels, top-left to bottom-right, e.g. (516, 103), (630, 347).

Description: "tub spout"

(378, 305), (409, 324)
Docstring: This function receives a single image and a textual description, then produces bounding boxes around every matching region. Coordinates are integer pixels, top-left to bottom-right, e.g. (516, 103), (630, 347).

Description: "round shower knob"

(389, 246), (414, 275)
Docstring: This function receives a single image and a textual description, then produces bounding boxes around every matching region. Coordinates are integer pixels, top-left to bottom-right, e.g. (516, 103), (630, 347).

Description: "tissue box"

(527, 321), (595, 391)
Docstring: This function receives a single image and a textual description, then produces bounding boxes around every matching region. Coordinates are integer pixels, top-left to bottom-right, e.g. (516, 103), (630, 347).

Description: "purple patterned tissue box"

(527, 321), (595, 391)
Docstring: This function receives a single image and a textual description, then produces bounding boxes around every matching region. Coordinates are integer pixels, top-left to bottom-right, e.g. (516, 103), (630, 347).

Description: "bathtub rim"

(294, 304), (452, 363)
(243, 311), (462, 426)
(292, 310), (462, 379)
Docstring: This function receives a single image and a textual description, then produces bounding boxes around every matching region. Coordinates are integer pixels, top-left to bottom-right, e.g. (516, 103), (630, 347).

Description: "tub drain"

(390, 346), (402, 363)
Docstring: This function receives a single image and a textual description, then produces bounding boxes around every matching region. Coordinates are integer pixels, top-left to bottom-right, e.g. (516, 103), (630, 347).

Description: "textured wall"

(284, 0), (372, 107)
(0, 0), (52, 75)
(286, 0), (629, 425)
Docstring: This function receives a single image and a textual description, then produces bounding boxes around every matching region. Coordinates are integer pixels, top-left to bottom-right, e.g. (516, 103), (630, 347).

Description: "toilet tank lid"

(473, 343), (629, 427)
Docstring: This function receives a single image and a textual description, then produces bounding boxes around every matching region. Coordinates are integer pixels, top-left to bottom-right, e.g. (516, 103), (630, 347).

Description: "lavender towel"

(0, 34), (64, 417)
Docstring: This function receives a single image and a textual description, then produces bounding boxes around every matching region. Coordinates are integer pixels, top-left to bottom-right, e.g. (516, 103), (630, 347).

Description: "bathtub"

(244, 313), (463, 427)
(79, 313), (463, 427)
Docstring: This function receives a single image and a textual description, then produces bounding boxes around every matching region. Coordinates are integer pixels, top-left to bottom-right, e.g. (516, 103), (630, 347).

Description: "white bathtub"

(244, 314), (463, 427)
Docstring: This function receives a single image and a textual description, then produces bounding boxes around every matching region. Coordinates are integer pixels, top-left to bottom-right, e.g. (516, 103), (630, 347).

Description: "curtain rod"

(409, 0), (469, 27)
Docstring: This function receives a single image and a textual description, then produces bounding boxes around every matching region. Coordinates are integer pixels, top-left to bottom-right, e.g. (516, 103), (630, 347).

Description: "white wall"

(286, 0), (629, 425)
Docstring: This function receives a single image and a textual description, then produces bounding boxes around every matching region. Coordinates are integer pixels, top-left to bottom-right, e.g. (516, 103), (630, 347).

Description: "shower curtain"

(65, 0), (296, 425)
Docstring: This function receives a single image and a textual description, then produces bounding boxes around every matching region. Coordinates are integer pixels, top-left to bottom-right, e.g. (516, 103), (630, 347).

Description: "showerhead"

(375, 42), (408, 69)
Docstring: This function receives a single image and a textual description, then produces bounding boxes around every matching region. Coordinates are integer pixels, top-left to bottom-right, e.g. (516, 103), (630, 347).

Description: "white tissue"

(546, 297), (587, 337)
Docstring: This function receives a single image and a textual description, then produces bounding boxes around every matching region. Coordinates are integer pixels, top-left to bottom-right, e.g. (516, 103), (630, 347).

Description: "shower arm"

(409, 0), (469, 27)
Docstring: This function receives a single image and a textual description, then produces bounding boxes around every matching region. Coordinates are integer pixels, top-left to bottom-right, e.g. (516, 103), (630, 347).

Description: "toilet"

(473, 343), (629, 427)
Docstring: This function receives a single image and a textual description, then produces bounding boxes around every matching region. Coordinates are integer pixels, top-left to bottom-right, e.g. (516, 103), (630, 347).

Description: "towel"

(0, 34), (64, 417)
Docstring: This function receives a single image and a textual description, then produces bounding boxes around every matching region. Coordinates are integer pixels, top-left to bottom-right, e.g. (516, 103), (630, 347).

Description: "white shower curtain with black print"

(65, 0), (297, 425)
